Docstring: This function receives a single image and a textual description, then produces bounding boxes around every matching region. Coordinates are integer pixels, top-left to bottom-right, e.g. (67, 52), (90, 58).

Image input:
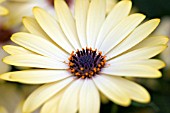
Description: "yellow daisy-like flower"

(0, 0), (8, 16)
(0, 0), (168, 113)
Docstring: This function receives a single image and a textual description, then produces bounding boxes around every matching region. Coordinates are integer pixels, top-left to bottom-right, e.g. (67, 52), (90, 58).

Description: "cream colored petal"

(11, 32), (68, 61)
(108, 45), (166, 62)
(33, 7), (74, 53)
(59, 79), (84, 113)
(101, 64), (161, 78)
(0, 6), (8, 16)
(106, 76), (150, 103)
(0, 70), (71, 84)
(3, 45), (33, 55)
(95, 0), (132, 48)
(106, 0), (118, 14)
(54, 0), (81, 49)
(3, 54), (68, 69)
(106, 19), (160, 58)
(99, 14), (145, 54)
(75, 0), (89, 48)
(79, 79), (100, 113)
(129, 36), (169, 51)
(86, 0), (106, 48)
(41, 91), (64, 113)
(108, 59), (165, 69)
(92, 75), (130, 106)
(22, 16), (52, 41)
(23, 77), (74, 113)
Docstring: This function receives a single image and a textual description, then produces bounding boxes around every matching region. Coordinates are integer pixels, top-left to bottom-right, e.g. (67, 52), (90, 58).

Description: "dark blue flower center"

(68, 47), (106, 79)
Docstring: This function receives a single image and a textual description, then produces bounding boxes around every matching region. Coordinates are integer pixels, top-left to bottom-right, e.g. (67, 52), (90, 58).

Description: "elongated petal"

(11, 32), (68, 61)
(108, 59), (165, 69)
(106, 0), (117, 13)
(3, 54), (68, 69)
(41, 91), (63, 113)
(107, 19), (160, 58)
(23, 16), (51, 41)
(108, 45), (166, 61)
(95, 0), (132, 48)
(23, 77), (73, 113)
(59, 79), (84, 113)
(79, 79), (100, 113)
(33, 7), (74, 53)
(99, 14), (145, 54)
(86, 0), (106, 48)
(54, 0), (81, 49)
(3, 45), (33, 55)
(101, 64), (161, 78)
(106, 76), (150, 103)
(75, 0), (89, 48)
(0, 70), (71, 84)
(93, 75), (130, 106)
(129, 36), (168, 51)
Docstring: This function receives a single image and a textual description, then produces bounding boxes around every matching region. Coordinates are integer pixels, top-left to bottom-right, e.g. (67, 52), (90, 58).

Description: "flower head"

(0, 0), (168, 113)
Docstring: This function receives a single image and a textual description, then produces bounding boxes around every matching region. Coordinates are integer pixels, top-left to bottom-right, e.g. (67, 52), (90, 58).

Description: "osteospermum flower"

(0, 0), (8, 16)
(0, 0), (168, 113)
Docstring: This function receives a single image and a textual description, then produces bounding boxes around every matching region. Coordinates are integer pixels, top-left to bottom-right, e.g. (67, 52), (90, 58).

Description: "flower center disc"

(68, 47), (106, 79)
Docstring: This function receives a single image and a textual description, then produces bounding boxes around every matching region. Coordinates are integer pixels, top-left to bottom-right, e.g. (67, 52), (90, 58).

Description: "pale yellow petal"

(107, 19), (160, 58)
(3, 45), (33, 55)
(86, 0), (106, 48)
(99, 13), (145, 54)
(41, 91), (64, 113)
(95, 0), (132, 48)
(75, 0), (89, 48)
(54, 0), (81, 49)
(79, 79), (100, 113)
(0, 70), (71, 84)
(11, 32), (68, 61)
(59, 79), (84, 113)
(3, 54), (68, 69)
(129, 36), (169, 51)
(108, 59), (165, 69)
(106, 76), (150, 103)
(93, 75), (131, 106)
(22, 16), (52, 41)
(106, 0), (118, 14)
(101, 64), (161, 78)
(108, 45), (166, 62)
(23, 77), (74, 113)
(33, 7), (74, 53)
